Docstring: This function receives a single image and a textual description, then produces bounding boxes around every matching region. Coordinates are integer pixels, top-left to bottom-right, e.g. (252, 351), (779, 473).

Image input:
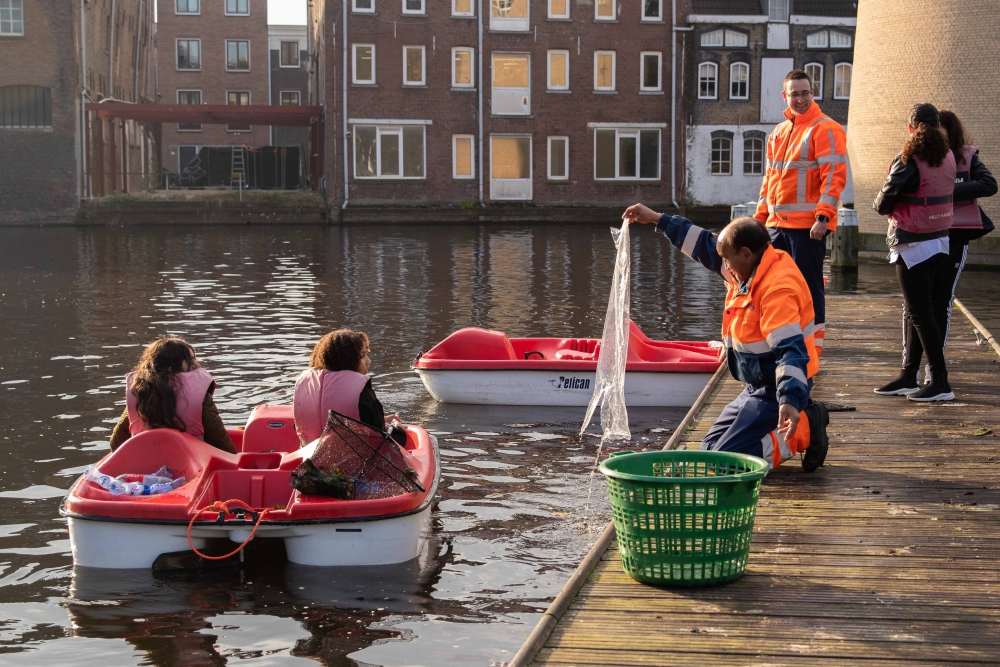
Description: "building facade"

(682, 0), (855, 216)
(268, 24), (310, 176)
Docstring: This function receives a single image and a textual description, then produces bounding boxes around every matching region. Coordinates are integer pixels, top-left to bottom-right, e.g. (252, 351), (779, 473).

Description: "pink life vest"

(292, 368), (370, 443)
(951, 145), (984, 230)
(889, 152), (957, 235)
(125, 367), (215, 438)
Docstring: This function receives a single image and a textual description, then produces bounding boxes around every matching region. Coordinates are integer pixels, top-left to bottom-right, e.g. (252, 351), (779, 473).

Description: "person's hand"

(622, 203), (663, 225)
(777, 403), (800, 438)
(809, 219), (828, 240)
(385, 414), (401, 425)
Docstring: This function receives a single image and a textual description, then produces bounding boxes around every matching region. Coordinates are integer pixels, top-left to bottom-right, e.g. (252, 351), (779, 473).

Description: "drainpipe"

(477, 0), (483, 206)
(341, 0), (349, 210)
(80, 0), (88, 199)
(133, 0), (143, 102)
(670, 0), (692, 210)
(108, 0), (115, 97)
(268, 31), (273, 145)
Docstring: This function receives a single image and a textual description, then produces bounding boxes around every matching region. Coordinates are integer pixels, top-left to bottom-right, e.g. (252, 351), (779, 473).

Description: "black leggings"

(897, 252), (952, 378)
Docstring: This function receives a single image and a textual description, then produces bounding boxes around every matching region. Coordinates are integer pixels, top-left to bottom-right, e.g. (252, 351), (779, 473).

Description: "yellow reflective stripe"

(817, 154), (848, 164)
(769, 202), (817, 213)
(680, 224), (702, 258)
(723, 335), (772, 354)
(765, 322), (803, 347)
(776, 364), (808, 385)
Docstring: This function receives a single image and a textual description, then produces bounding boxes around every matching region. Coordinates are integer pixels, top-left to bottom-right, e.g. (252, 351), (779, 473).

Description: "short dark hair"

(310, 329), (370, 373)
(722, 217), (771, 257)
(783, 69), (812, 87)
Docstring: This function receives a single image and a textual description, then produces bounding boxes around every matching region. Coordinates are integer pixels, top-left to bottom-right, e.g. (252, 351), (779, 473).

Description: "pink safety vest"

(890, 151), (957, 235)
(951, 145), (984, 230)
(292, 368), (370, 443)
(125, 367), (215, 438)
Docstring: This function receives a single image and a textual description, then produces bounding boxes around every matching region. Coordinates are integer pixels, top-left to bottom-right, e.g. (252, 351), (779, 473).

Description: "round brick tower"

(849, 0), (1000, 252)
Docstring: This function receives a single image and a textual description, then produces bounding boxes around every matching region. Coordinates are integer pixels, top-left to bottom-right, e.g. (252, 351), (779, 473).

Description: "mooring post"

(830, 207), (858, 269)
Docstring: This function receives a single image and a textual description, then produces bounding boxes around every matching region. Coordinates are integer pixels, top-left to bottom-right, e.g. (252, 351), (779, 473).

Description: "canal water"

(0, 223), (995, 666)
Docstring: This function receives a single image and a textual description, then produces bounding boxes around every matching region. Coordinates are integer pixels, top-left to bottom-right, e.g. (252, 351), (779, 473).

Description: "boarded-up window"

(0, 85), (52, 129)
(492, 137), (531, 179)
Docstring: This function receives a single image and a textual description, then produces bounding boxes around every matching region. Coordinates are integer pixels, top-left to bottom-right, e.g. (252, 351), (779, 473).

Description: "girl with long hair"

(108, 338), (236, 453)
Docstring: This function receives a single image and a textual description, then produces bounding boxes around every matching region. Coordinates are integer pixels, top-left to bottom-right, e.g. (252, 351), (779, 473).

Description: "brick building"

(0, 0), (155, 222)
(268, 23), (310, 174)
(682, 0), (855, 216)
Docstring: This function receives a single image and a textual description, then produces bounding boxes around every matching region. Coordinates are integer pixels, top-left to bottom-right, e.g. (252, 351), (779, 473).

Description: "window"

(403, 46), (425, 85)
(226, 0), (248, 15)
(768, 0), (788, 21)
(710, 135), (731, 175)
(452, 48), (474, 87)
(492, 53), (530, 115)
(730, 62), (749, 99)
(698, 62), (717, 99)
(0, 0), (22, 35)
(491, 136), (532, 200)
(547, 50), (569, 90)
(834, 63), (852, 99)
(806, 31), (828, 48)
(830, 31), (852, 48)
(743, 134), (764, 174)
(595, 0), (614, 21)
(226, 40), (250, 71)
(594, 128), (659, 180)
(549, 0), (568, 19)
(353, 0), (374, 12)
(724, 30), (748, 47)
(453, 135), (475, 178)
(805, 62), (823, 100)
(453, 0), (473, 16)
(594, 51), (615, 91)
(354, 125), (426, 178)
(281, 91), (300, 105)
(353, 44), (375, 84)
(280, 41), (300, 67)
(642, 0), (660, 21)
(177, 90), (202, 131)
(403, 0), (424, 14)
(548, 136), (568, 180)
(176, 39), (201, 70)
(701, 29), (723, 47)
(491, 0), (528, 31)
(640, 52), (661, 92)
(227, 91), (250, 132)
(0, 85), (51, 129)
(175, 0), (199, 15)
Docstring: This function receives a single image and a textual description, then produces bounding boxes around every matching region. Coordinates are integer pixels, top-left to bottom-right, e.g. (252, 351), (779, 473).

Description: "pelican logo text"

(267, 421), (286, 428)
(551, 376), (591, 390)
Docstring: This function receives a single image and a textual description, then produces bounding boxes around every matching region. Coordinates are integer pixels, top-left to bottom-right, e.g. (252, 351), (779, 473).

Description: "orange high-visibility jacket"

(753, 103), (849, 231)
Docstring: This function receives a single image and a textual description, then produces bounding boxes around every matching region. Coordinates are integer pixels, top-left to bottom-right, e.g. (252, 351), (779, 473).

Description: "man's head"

(717, 217), (771, 283)
(782, 69), (813, 116)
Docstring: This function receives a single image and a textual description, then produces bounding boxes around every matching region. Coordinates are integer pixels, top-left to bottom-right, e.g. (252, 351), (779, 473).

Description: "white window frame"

(490, 134), (533, 200)
(492, 52), (532, 115)
(830, 31), (852, 48)
(594, 0), (615, 21)
(175, 38), (202, 71)
(729, 61), (749, 100)
(594, 51), (616, 91)
(0, 0), (22, 35)
(175, 0), (199, 16)
(639, 52), (662, 92)
(226, 90), (251, 132)
(225, 39), (251, 72)
(806, 30), (828, 49)
(280, 90), (301, 106)
(352, 0), (374, 13)
(352, 44), (375, 84)
(710, 135), (732, 176)
(225, 0), (249, 16)
(724, 30), (748, 47)
(402, 0), (425, 15)
(452, 134), (475, 179)
(354, 125), (427, 179)
(593, 128), (661, 181)
(176, 89), (203, 132)
(452, 47), (475, 88)
(768, 0), (788, 22)
(641, 0), (662, 22)
(698, 62), (717, 100)
(548, 0), (569, 19)
(700, 29), (723, 47)
(547, 49), (570, 91)
(547, 136), (569, 180)
(804, 62), (824, 100)
(452, 0), (474, 17)
(490, 0), (530, 31)
(834, 62), (852, 100)
(403, 45), (426, 86)
(279, 41), (300, 68)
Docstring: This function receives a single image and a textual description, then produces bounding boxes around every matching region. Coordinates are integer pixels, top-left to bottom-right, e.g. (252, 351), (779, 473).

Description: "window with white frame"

(548, 50), (569, 90)
(227, 91), (250, 132)
(353, 0), (374, 12)
(548, 136), (568, 180)
(491, 136), (532, 200)
(452, 47), (474, 87)
(403, 0), (424, 14)
(453, 135), (475, 178)
(768, 0), (788, 21)
(830, 31), (852, 48)
(280, 41), (300, 67)
(0, 0), (22, 35)
(175, 0), (198, 15)
(491, 0), (528, 31)
(493, 53), (531, 115)
(280, 91), (300, 105)
(595, 128), (659, 180)
(640, 52), (661, 92)
(710, 134), (731, 175)
(698, 62), (717, 99)
(743, 134), (764, 174)
(642, 0), (661, 21)
(701, 29), (723, 47)
(804, 62), (823, 99)
(176, 39), (201, 70)
(226, 0), (248, 15)
(834, 62), (851, 99)
(730, 62), (749, 99)
(403, 46), (425, 85)
(806, 31), (828, 48)
(595, 0), (615, 20)
(226, 40), (250, 71)
(353, 44), (375, 83)
(724, 30), (748, 47)
(355, 125), (426, 178)
(549, 0), (568, 19)
(594, 51), (615, 91)
(453, 0), (474, 16)
(177, 90), (202, 131)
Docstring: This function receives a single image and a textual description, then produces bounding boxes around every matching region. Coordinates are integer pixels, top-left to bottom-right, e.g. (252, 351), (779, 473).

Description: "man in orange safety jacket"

(754, 69), (849, 358)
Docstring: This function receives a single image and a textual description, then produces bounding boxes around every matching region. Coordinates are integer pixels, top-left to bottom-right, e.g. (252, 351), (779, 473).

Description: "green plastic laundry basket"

(599, 449), (769, 586)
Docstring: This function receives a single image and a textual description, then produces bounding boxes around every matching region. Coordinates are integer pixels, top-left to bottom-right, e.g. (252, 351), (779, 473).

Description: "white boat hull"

(415, 369), (712, 407)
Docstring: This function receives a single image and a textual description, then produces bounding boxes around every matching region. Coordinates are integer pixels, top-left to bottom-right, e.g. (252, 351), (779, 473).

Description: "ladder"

(231, 145), (246, 189)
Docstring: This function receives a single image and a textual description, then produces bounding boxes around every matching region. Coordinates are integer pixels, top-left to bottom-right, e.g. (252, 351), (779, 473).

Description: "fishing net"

(289, 411), (424, 500)
(580, 221), (631, 442)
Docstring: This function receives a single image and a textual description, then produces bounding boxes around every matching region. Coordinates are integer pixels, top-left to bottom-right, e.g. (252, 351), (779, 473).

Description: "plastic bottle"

(148, 477), (187, 494)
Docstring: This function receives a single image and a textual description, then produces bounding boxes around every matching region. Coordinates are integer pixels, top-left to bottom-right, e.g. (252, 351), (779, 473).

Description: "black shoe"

(874, 373), (919, 396)
(908, 376), (954, 402)
(801, 400), (830, 473)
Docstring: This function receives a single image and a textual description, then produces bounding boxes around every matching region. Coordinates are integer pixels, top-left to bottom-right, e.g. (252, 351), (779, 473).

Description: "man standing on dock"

(754, 69), (849, 359)
(624, 205), (829, 471)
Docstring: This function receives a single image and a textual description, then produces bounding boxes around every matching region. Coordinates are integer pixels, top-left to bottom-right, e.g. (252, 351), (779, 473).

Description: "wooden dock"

(513, 294), (1000, 667)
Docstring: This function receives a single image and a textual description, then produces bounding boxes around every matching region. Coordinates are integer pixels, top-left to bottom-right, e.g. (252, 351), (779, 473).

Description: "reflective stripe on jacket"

(292, 368), (370, 443)
(125, 367), (215, 438)
(889, 152), (956, 235)
(655, 215), (818, 409)
(754, 103), (849, 231)
(952, 145), (983, 230)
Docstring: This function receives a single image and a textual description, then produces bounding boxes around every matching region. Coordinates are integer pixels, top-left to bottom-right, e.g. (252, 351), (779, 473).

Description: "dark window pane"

(355, 126), (376, 177)
(643, 54), (659, 88)
(595, 130), (615, 178)
(403, 127), (424, 177)
(380, 132), (400, 176)
(643, 0), (659, 17)
(550, 138), (566, 178)
(639, 130), (658, 178)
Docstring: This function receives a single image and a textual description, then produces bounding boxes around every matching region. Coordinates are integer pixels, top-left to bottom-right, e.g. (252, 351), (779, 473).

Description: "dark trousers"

(701, 384), (779, 460)
(938, 241), (969, 348)
(768, 227), (827, 334)
(896, 252), (952, 378)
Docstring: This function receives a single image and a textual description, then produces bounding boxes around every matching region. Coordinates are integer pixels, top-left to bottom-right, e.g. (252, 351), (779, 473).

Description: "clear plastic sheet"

(580, 221), (631, 442)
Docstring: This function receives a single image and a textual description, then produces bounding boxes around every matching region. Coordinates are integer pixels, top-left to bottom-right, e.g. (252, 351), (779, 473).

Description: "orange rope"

(186, 499), (270, 561)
